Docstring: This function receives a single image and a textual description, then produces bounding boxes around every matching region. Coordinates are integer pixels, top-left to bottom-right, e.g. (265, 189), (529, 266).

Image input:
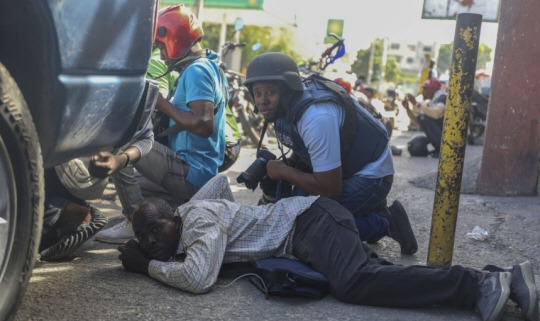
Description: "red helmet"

(154, 5), (203, 60)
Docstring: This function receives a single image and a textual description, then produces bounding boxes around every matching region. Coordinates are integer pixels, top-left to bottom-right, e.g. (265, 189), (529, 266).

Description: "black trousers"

(417, 114), (444, 151)
(292, 197), (479, 309)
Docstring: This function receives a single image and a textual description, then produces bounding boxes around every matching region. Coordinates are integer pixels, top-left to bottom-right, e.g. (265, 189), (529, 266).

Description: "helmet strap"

(156, 49), (208, 79)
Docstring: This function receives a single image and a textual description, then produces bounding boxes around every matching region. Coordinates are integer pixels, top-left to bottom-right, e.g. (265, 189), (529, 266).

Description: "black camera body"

(236, 149), (277, 190)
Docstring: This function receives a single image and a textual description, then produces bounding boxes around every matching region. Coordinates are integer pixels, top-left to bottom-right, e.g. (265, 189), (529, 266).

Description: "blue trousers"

(294, 174), (391, 243)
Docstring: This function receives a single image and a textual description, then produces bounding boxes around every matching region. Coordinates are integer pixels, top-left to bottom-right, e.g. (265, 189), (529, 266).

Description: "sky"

(262, 0), (499, 56)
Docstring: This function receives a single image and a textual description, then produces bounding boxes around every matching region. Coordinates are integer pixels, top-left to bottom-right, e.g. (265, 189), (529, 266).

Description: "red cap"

(420, 78), (441, 89)
(334, 78), (352, 93)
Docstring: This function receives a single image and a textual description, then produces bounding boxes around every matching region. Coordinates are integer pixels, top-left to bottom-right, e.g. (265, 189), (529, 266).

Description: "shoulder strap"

(302, 75), (359, 157)
(157, 50), (227, 138)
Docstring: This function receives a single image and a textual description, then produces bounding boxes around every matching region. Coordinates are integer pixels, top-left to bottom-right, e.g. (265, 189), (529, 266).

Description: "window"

(390, 43), (400, 50)
(406, 57), (414, 64)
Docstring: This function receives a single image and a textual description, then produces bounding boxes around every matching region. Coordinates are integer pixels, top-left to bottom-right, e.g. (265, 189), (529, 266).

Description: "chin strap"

(155, 49), (209, 79)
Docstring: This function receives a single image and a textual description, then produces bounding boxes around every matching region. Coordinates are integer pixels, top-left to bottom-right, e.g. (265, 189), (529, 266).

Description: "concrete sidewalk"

(15, 130), (539, 321)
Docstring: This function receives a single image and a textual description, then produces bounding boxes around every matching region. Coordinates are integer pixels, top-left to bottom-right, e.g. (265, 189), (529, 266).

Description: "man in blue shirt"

(243, 53), (416, 254)
(96, 4), (226, 243)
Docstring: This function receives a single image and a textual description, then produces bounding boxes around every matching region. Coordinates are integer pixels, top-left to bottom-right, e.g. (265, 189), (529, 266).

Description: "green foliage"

(201, 23), (299, 71)
(437, 42), (492, 74)
(350, 39), (402, 84)
(437, 43), (453, 75)
(476, 44), (492, 70)
(384, 57), (401, 83)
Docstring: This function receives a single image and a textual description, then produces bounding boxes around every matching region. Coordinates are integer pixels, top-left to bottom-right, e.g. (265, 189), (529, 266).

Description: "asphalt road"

(14, 118), (540, 321)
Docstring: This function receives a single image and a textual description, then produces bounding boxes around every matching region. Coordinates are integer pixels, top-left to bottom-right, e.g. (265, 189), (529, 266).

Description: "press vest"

(274, 76), (389, 178)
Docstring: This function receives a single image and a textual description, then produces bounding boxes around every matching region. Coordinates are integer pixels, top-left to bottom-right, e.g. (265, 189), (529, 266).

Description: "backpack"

(219, 257), (329, 300)
(407, 135), (430, 156)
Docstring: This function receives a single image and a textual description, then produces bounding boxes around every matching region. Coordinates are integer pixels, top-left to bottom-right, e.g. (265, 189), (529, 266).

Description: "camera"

(236, 148), (277, 190)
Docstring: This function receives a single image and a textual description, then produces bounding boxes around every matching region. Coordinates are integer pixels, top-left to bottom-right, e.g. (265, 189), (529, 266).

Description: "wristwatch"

(122, 152), (131, 168)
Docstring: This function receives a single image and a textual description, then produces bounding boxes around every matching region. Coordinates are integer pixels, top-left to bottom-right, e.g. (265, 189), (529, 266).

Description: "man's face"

(252, 82), (281, 122)
(132, 204), (181, 261)
(154, 42), (176, 67)
(422, 87), (437, 99)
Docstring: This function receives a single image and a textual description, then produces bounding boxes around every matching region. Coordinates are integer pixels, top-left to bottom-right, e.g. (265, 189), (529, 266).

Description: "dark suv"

(0, 0), (158, 318)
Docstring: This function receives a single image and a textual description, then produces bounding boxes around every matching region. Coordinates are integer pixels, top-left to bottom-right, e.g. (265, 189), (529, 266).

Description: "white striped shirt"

(148, 175), (318, 294)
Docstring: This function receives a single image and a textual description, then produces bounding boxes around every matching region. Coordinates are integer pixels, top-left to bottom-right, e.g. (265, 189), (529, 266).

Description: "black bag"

(407, 135), (430, 156)
(220, 257), (329, 300)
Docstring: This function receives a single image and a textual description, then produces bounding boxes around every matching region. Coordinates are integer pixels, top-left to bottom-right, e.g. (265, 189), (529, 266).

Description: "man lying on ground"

(118, 175), (539, 321)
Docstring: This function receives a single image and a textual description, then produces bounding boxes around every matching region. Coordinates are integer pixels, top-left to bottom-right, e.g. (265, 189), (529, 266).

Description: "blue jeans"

(293, 174), (391, 243)
(113, 142), (199, 220)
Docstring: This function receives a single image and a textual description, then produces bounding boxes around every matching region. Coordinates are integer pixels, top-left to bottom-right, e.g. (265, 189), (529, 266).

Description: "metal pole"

(193, 0), (204, 23)
(379, 38), (388, 92)
(427, 13), (482, 267)
(367, 41), (375, 84)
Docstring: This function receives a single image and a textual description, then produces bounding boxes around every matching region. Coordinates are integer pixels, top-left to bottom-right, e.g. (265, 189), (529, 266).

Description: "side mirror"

(234, 17), (244, 31)
(251, 42), (262, 52)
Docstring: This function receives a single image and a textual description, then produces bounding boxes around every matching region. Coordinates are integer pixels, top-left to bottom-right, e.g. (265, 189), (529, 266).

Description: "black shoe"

(510, 261), (539, 321)
(40, 207), (108, 261)
(476, 272), (511, 321)
(429, 150), (440, 158)
(379, 200), (418, 254)
(391, 145), (403, 156)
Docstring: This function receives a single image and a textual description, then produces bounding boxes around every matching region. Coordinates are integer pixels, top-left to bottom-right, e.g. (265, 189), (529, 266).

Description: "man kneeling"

(118, 175), (538, 321)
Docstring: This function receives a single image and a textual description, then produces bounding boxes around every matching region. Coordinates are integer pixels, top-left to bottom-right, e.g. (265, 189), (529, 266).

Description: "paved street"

(14, 120), (540, 320)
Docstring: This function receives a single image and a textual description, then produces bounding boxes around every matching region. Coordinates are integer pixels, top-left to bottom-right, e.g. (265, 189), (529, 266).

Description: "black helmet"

(407, 135), (430, 157)
(244, 52), (303, 94)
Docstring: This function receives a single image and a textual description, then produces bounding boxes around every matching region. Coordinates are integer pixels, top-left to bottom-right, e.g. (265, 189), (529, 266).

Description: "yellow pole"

(427, 13), (482, 267)
(418, 53), (431, 96)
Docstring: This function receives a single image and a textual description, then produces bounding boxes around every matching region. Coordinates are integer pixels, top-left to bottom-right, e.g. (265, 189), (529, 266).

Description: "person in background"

(243, 53), (417, 254)
(402, 77), (446, 158)
(94, 4), (227, 243)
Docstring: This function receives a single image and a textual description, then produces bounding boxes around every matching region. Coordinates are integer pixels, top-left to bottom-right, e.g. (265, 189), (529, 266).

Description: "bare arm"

(418, 101), (445, 119)
(156, 93), (215, 138)
(147, 215), (227, 294)
(266, 160), (342, 199)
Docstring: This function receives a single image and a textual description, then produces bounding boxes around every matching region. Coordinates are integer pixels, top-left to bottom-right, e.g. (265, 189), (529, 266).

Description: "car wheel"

(0, 62), (44, 320)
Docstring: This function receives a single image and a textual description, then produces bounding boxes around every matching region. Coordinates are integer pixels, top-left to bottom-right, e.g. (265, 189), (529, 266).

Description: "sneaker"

(94, 217), (135, 244)
(476, 272), (511, 321)
(510, 261), (539, 321)
(40, 207), (108, 261)
(379, 200), (418, 254)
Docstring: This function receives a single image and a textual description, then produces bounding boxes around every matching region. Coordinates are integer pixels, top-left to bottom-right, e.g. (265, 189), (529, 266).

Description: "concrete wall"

(476, 0), (540, 196)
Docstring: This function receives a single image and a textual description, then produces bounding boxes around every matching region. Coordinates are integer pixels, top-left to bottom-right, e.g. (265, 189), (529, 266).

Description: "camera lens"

(236, 149), (277, 190)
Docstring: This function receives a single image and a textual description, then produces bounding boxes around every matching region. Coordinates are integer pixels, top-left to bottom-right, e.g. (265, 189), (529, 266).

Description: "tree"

(476, 43), (492, 70)
(384, 57), (401, 83)
(350, 40), (383, 82)
(201, 23), (299, 71)
(437, 42), (492, 74)
(437, 43), (453, 75)
(350, 40), (401, 84)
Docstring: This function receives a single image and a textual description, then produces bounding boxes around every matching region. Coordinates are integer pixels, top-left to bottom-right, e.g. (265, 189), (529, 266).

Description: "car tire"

(0, 62), (44, 321)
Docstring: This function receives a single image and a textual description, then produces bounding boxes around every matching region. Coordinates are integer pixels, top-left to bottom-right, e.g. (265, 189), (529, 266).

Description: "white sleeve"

(296, 103), (342, 172)
(148, 214), (227, 294)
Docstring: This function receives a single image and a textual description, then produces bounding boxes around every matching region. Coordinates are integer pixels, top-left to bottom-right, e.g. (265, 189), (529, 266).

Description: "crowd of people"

(37, 4), (538, 321)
